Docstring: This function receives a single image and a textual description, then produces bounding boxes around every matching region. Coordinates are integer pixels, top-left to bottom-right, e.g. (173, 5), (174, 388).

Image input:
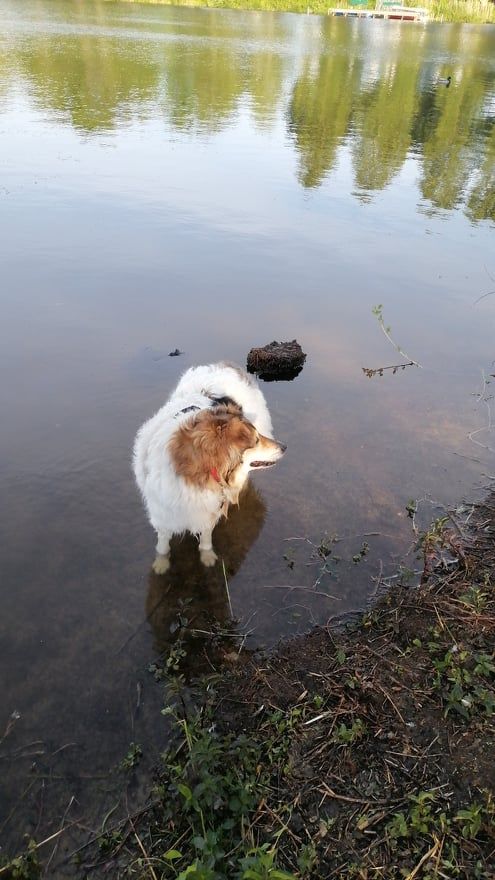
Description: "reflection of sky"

(1, 2), (495, 854)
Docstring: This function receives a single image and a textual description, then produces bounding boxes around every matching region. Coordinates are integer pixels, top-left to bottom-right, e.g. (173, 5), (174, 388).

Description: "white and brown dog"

(133, 362), (286, 573)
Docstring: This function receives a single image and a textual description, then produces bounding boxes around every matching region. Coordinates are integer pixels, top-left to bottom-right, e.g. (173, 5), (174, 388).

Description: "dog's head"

(169, 404), (286, 489)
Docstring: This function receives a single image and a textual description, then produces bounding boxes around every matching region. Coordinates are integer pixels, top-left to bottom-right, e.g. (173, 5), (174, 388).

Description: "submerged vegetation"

(5, 496), (495, 876)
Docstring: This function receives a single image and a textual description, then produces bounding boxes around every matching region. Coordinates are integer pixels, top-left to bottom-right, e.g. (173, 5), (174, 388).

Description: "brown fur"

(169, 407), (258, 488)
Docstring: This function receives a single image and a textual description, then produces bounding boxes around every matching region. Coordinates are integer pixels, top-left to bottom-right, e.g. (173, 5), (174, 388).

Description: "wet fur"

(133, 363), (285, 571)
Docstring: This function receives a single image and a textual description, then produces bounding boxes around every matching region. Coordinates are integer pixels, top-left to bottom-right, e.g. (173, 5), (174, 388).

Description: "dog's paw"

(152, 554), (170, 575)
(200, 548), (217, 567)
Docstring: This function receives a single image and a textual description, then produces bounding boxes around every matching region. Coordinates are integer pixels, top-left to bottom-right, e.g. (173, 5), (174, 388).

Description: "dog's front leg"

(153, 530), (171, 574)
(198, 526), (217, 567)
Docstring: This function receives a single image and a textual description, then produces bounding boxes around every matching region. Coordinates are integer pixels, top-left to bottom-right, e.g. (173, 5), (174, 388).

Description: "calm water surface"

(1, 0), (494, 860)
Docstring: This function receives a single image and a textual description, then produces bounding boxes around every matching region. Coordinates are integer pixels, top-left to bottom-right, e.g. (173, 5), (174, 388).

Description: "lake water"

(1, 0), (494, 864)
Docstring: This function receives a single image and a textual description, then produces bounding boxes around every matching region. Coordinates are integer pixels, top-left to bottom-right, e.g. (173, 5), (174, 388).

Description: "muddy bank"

(3, 496), (495, 878)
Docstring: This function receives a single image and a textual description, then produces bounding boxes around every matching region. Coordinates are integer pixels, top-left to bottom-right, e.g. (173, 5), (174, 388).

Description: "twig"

(473, 289), (495, 306)
(473, 268), (495, 306)
(261, 584), (340, 600)
(0, 822), (79, 875)
(372, 304), (422, 368)
(0, 710), (20, 746)
(222, 560), (233, 618)
(319, 782), (394, 806)
(404, 837), (441, 879)
(133, 830), (159, 880)
(59, 799), (162, 865)
(375, 681), (406, 724)
(362, 361), (416, 378)
(468, 369), (495, 454)
(45, 795), (76, 873)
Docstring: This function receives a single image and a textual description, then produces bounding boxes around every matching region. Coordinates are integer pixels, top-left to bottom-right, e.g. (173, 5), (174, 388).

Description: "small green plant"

(0, 840), (40, 879)
(406, 499), (418, 518)
(352, 541), (369, 564)
(99, 829), (124, 854)
(149, 703), (305, 878)
(239, 846), (296, 879)
(387, 791), (448, 842)
(119, 742), (143, 771)
(426, 640), (495, 718)
(333, 718), (366, 745)
(459, 584), (488, 612)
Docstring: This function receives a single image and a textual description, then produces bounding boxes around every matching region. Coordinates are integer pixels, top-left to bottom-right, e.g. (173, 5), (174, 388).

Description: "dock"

(328, 4), (429, 21)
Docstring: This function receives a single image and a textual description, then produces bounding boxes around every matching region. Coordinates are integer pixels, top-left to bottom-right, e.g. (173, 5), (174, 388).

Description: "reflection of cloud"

(145, 481), (266, 672)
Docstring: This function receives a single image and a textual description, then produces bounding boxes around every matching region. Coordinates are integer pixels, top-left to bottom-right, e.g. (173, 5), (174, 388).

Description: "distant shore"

(113, 0), (495, 25)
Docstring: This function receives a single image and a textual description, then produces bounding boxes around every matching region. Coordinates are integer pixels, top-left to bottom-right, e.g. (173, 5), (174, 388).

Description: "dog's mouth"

(250, 460), (277, 469)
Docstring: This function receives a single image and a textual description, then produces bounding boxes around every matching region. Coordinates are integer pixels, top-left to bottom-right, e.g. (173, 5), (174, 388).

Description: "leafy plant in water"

(119, 741), (143, 771)
(352, 541), (369, 564)
(362, 304), (422, 378)
(0, 840), (40, 879)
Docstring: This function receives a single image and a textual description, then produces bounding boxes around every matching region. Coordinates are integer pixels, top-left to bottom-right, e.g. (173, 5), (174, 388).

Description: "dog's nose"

(279, 443), (287, 453)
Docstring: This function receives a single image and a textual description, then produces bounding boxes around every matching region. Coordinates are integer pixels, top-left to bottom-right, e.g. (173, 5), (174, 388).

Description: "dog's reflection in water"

(146, 481), (266, 674)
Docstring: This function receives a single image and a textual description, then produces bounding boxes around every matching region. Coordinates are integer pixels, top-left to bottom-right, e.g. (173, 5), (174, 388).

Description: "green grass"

(111, 0), (495, 24)
(426, 0), (495, 20)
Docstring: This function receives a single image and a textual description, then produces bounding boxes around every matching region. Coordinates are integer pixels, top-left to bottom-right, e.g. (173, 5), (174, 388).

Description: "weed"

(147, 702), (301, 877)
(425, 640), (495, 719)
(459, 583), (489, 612)
(352, 541), (369, 564)
(333, 718), (366, 744)
(119, 742), (143, 771)
(0, 840), (40, 879)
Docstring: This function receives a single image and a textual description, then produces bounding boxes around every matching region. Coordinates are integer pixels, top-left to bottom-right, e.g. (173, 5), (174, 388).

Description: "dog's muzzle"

(250, 442), (287, 468)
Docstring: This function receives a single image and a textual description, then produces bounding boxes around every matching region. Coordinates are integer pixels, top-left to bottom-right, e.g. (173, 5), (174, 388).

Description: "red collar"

(210, 467), (221, 483)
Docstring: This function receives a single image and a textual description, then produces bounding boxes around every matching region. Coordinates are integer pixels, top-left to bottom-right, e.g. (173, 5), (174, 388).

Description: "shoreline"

(5, 495), (494, 877)
(109, 0), (495, 26)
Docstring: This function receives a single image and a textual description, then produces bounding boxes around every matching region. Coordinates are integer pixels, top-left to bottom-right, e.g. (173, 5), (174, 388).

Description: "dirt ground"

(2, 497), (495, 878)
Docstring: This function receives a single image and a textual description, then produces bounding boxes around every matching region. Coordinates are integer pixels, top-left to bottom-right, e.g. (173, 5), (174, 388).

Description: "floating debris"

(247, 340), (306, 382)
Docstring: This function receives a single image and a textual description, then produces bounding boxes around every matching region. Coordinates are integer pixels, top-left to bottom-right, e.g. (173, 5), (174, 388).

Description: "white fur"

(133, 363), (278, 569)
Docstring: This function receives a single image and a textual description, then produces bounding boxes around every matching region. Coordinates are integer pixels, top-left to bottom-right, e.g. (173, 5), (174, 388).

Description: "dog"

(133, 362), (286, 573)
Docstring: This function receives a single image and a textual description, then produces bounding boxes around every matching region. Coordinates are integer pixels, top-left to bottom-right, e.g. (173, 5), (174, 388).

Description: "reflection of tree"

(287, 23), (494, 222)
(289, 57), (358, 188)
(288, 25), (361, 188)
(163, 43), (244, 133)
(163, 12), (284, 132)
(19, 35), (159, 132)
(352, 60), (421, 192)
(419, 72), (489, 213)
(5, 1), (495, 222)
(467, 120), (495, 223)
(248, 50), (284, 127)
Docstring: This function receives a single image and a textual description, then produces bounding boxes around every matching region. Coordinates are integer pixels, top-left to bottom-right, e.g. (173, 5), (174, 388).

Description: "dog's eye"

(255, 437), (260, 445)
